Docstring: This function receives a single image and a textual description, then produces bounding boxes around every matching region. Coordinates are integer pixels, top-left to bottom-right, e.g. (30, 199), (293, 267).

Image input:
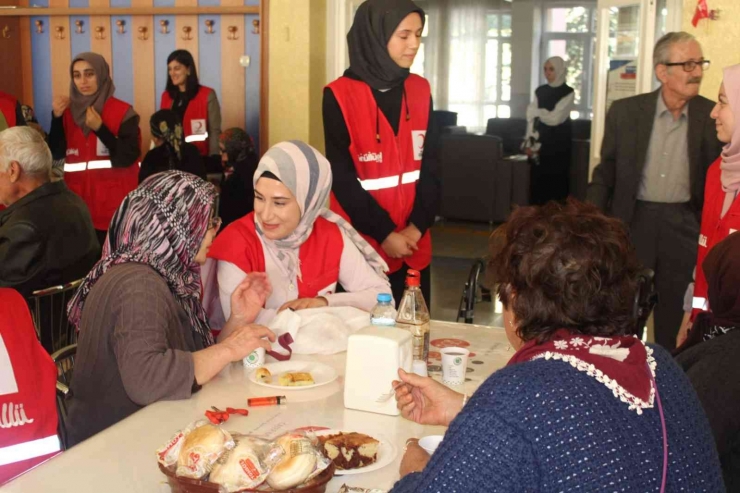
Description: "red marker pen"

(248, 396), (287, 407)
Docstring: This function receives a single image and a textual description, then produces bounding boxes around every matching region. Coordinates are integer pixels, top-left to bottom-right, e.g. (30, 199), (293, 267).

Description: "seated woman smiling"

(390, 200), (724, 492)
(208, 141), (391, 324)
(65, 171), (275, 446)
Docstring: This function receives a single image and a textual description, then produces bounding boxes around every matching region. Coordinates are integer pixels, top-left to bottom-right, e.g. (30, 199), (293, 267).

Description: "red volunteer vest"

(0, 92), (17, 128)
(327, 75), (432, 274)
(208, 212), (344, 299)
(0, 289), (60, 485)
(691, 158), (740, 318)
(160, 86), (212, 156)
(62, 97), (140, 230)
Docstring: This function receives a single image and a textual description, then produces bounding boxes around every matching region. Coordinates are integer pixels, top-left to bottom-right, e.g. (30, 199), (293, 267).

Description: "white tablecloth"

(2, 321), (513, 492)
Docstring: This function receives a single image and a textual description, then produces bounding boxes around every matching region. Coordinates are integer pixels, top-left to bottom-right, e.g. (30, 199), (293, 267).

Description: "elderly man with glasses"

(588, 32), (722, 350)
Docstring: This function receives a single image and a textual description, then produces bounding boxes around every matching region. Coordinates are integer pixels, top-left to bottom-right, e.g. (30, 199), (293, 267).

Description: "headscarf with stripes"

(254, 141), (388, 281)
(68, 171), (218, 347)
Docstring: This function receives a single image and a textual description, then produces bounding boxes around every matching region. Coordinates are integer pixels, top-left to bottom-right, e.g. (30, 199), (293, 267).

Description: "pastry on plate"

(255, 367), (272, 384)
(319, 432), (379, 470)
(278, 372), (315, 387)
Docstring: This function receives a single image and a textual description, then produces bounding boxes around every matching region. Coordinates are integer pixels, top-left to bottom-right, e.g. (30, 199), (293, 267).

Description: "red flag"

(692, 0), (709, 27)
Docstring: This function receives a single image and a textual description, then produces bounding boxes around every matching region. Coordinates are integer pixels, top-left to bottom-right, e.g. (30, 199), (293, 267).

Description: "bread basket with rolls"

(157, 422), (334, 493)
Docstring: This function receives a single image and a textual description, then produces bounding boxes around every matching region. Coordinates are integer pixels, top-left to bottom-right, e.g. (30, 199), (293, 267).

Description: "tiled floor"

(428, 220), (503, 327)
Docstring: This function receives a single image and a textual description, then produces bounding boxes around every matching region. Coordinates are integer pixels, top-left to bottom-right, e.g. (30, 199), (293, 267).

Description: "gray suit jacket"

(587, 89), (722, 225)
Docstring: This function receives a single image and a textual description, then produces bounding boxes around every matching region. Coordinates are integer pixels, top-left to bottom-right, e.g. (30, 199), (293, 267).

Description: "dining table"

(2, 320), (513, 493)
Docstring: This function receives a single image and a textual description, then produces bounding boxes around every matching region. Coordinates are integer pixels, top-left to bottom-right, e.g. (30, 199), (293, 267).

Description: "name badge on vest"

(96, 138), (110, 157)
(191, 119), (207, 135)
(412, 130), (426, 161)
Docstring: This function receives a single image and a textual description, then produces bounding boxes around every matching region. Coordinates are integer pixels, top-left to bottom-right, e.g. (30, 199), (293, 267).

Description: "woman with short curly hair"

(390, 200), (724, 492)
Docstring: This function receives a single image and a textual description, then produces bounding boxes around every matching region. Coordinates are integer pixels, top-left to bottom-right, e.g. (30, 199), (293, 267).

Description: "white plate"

(313, 430), (397, 476)
(249, 361), (338, 390)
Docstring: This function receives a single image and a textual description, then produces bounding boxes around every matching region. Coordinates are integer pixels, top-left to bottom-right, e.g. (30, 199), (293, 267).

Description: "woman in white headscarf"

(523, 56), (575, 205)
(208, 140), (392, 324)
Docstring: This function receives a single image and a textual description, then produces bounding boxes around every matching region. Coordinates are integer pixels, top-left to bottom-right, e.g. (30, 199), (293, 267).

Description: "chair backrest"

(485, 118), (528, 155)
(441, 125), (467, 135)
(27, 279), (83, 354)
(50, 344), (77, 451)
(433, 110), (458, 128)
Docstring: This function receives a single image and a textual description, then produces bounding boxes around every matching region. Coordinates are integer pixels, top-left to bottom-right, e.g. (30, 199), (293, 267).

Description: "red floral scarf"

(507, 329), (656, 414)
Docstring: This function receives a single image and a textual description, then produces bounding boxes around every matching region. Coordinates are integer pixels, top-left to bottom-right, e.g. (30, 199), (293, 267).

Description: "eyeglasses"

(208, 216), (222, 231)
(662, 60), (710, 72)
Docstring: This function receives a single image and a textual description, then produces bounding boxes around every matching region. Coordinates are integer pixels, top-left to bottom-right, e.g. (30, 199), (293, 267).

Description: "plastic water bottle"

(395, 270), (431, 362)
(370, 293), (397, 326)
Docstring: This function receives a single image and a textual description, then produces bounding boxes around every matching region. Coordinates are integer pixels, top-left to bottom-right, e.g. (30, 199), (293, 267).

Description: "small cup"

(243, 347), (265, 368)
(418, 435), (444, 455)
(412, 359), (428, 377)
(440, 347), (469, 386)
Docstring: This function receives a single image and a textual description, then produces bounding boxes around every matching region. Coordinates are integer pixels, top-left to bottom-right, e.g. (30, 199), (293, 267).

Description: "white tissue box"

(344, 326), (412, 416)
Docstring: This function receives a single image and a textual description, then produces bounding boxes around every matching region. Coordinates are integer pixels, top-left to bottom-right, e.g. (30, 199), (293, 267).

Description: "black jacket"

(587, 89), (722, 224)
(0, 181), (100, 297)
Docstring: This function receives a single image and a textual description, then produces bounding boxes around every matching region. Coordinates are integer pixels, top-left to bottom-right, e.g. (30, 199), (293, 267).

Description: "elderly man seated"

(0, 126), (99, 298)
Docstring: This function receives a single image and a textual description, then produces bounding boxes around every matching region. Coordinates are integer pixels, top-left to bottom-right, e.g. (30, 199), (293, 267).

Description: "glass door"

(589, 0), (658, 170)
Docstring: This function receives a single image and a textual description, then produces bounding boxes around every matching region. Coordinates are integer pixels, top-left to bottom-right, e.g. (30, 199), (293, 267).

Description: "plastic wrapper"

(209, 435), (285, 492)
(338, 486), (387, 493)
(155, 420), (235, 480)
(265, 431), (332, 490)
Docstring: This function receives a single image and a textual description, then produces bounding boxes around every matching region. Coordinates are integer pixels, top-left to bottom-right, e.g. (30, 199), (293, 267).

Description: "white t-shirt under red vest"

(0, 288), (60, 485)
(160, 86), (212, 156)
(62, 97), (139, 231)
(326, 74), (432, 274)
(691, 157), (740, 317)
(0, 92), (17, 128)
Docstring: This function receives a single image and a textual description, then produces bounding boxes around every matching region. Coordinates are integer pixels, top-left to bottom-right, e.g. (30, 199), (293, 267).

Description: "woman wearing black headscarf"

(218, 128), (258, 229)
(675, 232), (740, 489)
(139, 109), (206, 183)
(323, 0), (440, 306)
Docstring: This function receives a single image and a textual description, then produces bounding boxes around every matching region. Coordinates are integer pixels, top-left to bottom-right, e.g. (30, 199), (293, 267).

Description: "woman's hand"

(382, 232), (417, 259)
(394, 368), (464, 427)
(86, 107), (103, 131)
(399, 440), (430, 478)
(278, 297), (328, 312)
(52, 96), (70, 118)
(230, 273), (272, 325)
(676, 311), (692, 348)
(399, 224), (422, 244)
(219, 324), (275, 362)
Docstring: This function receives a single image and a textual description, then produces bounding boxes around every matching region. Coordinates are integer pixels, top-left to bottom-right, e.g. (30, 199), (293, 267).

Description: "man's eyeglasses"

(208, 216), (222, 231)
(662, 60), (711, 72)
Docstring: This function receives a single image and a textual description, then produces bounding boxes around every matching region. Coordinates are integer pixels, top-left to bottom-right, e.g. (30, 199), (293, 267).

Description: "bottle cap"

(405, 269), (421, 287)
(377, 293), (392, 303)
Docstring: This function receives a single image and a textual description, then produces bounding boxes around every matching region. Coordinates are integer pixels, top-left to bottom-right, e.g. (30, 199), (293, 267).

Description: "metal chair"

(50, 343), (76, 450)
(634, 268), (658, 340)
(457, 258), (492, 324)
(27, 279), (83, 354)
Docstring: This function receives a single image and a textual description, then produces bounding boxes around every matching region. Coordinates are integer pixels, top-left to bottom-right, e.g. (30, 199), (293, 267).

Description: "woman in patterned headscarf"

(208, 140), (391, 325)
(65, 171), (275, 446)
(139, 109), (206, 183)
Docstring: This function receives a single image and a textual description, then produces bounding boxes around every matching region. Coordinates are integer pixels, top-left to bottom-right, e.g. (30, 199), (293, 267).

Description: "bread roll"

(210, 437), (269, 492)
(255, 367), (272, 384)
(265, 434), (317, 490)
(176, 423), (230, 479)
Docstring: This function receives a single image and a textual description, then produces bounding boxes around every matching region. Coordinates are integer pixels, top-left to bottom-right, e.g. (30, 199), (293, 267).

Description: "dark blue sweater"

(391, 345), (724, 492)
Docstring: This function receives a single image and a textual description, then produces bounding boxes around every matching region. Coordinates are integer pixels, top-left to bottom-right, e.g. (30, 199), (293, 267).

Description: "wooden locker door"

(0, 0), (23, 98)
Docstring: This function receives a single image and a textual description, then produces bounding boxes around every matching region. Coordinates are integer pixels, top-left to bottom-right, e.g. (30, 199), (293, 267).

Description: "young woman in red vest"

(48, 52), (141, 245)
(160, 50), (221, 167)
(323, 0), (440, 305)
(207, 141), (391, 325)
(677, 63), (740, 348)
(0, 91), (26, 131)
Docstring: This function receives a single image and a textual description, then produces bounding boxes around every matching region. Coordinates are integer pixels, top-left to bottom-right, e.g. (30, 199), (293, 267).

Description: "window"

(541, 6), (597, 120)
(447, 11), (512, 128)
(410, 15), (430, 78)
